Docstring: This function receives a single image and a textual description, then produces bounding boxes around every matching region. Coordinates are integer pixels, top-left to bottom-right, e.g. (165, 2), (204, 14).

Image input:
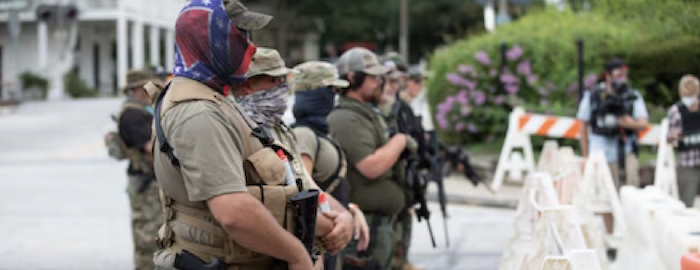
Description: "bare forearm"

(328, 195), (348, 213)
(356, 135), (406, 179)
(209, 194), (309, 264)
(301, 155), (345, 236)
(316, 211), (334, 236)
(631, 118), (649, 131)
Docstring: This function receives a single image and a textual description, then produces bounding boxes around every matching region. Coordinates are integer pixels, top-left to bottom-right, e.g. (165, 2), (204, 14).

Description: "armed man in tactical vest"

(328, 47), (416, 270)
(234, 48), (363, 270)
(667, 75), (700, 207)
(576, 58), (649, 243)
(108, 68), (163, 270)
(291, 61), (372, 270)
(151, 1), (314, 270)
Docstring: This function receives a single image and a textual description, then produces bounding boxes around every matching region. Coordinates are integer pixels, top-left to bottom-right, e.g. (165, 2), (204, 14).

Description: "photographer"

(576, 59), (648, 245)
(577, 58), (649, 189)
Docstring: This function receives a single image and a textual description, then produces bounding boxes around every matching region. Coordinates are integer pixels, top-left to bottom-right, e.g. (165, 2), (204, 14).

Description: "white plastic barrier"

(615, 186), (686, 270)
(552, 147), (583, 205)
(652, 208), (700, 270)
(493, 107), (537, 190)
(581, 151), (627, 249)
(492, 107), (665, 192)
(500, 172), (562, 270)
(521, 204), (594, 270)
(537, 140), (561, 173)
(541, 251), (603, 270)
(654, 118), (679, 199)
(501, 172), (605, 270)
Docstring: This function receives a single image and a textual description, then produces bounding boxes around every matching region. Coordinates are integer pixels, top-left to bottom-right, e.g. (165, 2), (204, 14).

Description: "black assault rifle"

(388, 93), (486, 247)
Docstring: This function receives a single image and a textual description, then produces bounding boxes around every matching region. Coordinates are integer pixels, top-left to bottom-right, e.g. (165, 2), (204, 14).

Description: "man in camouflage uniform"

(118, 69), (163, 270)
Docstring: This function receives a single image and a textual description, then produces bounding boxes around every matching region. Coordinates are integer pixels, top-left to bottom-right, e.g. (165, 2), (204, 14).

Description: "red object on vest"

(682, 252), (700, 270)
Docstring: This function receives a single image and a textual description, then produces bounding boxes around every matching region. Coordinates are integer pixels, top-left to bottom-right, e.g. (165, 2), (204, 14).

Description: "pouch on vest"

(105, 131), (128, 160)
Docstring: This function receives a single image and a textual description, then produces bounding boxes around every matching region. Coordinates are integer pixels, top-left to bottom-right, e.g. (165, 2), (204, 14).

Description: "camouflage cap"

(247, 47), (297, 78)
(124, 69), (157, 92)
(336, 47), (389, 76)
(292, 61), (349, 92)
(224, 0), (273, 31)
(383, 60), (406, 79)
(383, 51), (406, 66)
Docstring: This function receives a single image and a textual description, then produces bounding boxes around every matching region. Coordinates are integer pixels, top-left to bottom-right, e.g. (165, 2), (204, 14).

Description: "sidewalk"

(426, 174), (522, 209)
(425, 153), (523, 209)
(0, 101), (19, 116)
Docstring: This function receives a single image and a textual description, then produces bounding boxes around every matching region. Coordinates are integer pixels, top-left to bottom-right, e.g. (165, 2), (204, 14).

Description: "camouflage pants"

(391, 208), (413, 270)
(127, 174), (162, 270)
(341, 214), (395, 270)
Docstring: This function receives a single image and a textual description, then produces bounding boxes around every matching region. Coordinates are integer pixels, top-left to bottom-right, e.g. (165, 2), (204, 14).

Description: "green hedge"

(65, 72), (97, 98)
(627, 35), (700, 106)
(427, 0), (700, 148)
(20, 72), (48, 98)
(427, 9), (641, 144)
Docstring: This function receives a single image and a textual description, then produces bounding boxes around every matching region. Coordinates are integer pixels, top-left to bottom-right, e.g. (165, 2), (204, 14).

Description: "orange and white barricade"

(492, 106), (666, 191)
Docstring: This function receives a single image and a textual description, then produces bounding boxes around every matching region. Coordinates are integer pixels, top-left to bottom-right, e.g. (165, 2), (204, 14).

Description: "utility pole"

(399, 0), (408, 62)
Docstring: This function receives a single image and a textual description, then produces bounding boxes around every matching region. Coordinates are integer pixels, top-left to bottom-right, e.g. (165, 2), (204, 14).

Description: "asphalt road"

(0, 98), (515, 270)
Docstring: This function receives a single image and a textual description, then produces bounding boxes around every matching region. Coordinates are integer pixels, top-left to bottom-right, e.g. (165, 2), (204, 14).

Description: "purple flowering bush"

(434, 44), (566, 142)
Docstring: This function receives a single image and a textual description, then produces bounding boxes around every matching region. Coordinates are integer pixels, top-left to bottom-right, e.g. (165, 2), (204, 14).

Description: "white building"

(0, 0), (185, 100)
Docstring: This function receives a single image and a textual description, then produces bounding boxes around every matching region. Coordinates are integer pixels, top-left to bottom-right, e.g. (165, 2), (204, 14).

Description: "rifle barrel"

(426, 219), (437, 248)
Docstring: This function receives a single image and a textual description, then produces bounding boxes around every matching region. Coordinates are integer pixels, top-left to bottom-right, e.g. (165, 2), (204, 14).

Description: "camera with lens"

(600, 86), (637, 116)
(591, 84), (637, 137)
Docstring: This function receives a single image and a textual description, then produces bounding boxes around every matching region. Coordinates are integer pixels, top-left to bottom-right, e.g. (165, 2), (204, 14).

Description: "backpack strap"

(154, 83), (181, 168)
(318, 136), (345, 194)
(154, 79), (277, 169)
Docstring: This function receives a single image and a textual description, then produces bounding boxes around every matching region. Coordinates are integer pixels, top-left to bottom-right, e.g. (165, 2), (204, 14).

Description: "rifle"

(275, 189), (321, 270)
(388, 92), (490, 247)
(388, 93), (438, 247)
(437, 143), (492, 193)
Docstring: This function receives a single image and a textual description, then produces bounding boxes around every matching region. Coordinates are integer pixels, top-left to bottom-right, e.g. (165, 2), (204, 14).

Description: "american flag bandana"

(173, 0), (256, 93)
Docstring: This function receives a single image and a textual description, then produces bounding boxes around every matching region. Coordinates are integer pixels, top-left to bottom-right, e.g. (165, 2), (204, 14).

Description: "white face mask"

(681, 96), (697, 107)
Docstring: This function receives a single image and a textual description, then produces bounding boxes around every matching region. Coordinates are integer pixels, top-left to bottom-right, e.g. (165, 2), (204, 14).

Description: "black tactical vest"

(678, 102), (700, 151)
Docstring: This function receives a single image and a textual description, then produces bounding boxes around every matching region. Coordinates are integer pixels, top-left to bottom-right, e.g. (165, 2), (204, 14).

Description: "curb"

(0, 104), (18, 116)
(426, 190), (519, 209)
(0, 107), (12, 116)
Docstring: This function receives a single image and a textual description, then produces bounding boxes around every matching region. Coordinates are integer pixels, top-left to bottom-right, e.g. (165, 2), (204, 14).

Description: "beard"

(362, 85), (384, 105)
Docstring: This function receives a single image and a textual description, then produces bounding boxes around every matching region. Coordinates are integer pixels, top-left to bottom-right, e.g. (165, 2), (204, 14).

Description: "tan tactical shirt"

(293, 126), (341, 185)
(154, 92), (249, 207)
